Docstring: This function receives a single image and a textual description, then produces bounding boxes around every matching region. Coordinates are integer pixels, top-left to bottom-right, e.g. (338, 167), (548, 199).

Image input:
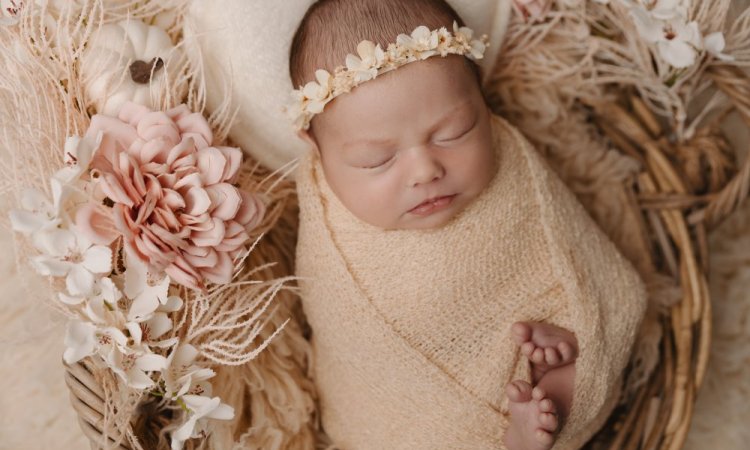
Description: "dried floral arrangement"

(1, 1), (316, 449)
(1, 0), (749, 449)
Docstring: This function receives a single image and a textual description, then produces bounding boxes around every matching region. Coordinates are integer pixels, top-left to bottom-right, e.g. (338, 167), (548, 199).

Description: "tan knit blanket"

(294, 114), (648, 449)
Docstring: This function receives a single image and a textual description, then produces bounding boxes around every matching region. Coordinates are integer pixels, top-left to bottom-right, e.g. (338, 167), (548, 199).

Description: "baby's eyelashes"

(434, 120), (477, 143)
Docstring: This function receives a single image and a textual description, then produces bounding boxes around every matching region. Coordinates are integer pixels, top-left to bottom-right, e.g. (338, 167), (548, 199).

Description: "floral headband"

(286, 21), (490, 131)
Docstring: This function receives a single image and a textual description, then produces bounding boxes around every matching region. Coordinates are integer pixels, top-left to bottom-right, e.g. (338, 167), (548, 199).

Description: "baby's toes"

(544, 347), (561, 365)
(531, 386), (547, 401)
(521, 341), (536, 357)
(505, 380), (533, 403)
(539, 411), (559, 432)
(511, 322), (532, 345)
(535, 428), (555, 447)
(530, 347), (546, 364)
(539, 397), (556, 414)
(557, 341), (577, 362)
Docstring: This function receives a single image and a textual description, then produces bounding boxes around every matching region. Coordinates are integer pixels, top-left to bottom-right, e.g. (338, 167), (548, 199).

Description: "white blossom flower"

(30, 229), (112, 297)
(630, 5), (702, 68)
(301, 69), (334, 114)
(103, 345), (168, 389)
(124, 251), (172, 321)
(453, 21), (475, 42)
(284, 90), (308, 130)
(9, 179), (68, 236)
(163, 344), (216, 399)
(345, 40), (385, 82)
(63, 278), (128, 364)
(452, 21), (486, 60)
(396, 25), (439, 60)
(435, 27), (453, 56)
(54, 132), (101, 184)
(63, 320), (100, 364)
(171, 395), (234, 450)
(126, 311), (176, 349)
(63, 277), (177, 388)
(627, 0), (732, 68)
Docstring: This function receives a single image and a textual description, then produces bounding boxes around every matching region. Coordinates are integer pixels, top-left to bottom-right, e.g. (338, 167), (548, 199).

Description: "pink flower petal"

(179, 212), (212, 230)
(139, 136), (172, 164)
(148, 223), (188, 251)
(174, 153), (198, 171)
(100, 172), (134, 207)
(184, 247), (218, 268)
(152, 210), (182, 237)
(134, 233), (171, 268)
(236, 191), (266, 230)
(135, 191), (158, 225)
(159, 188), (186, 210)
(200, 251), (233, 285)
(214, 221), (249, 252)
(184, 245), (210, 257)
(137, 111), (180, 146)
(126, 137), (145, 160)
(174, 172), (202, 191)
(141, 162), (167, 176)
(191, 217), (225, 247)
(112, 204), (136, 241)
(206, 183), (241, 221)
(157, 172), (178, 189)
(165, 254), (204, 292)
(196, 147), (227, 186)
(184, 187), (211, 216)
(165, 104), (192, 122)
(86, 115), (138, 166)
(117, 101), (151, 127)
(172, 112), (213, 149)
(166, 136), (197, 167)
(216, 146), (243, 183)
(118, 153), (148, 198)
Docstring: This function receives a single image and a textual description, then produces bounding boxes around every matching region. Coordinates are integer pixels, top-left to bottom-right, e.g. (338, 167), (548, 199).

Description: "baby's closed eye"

(434, 116), (478, 143)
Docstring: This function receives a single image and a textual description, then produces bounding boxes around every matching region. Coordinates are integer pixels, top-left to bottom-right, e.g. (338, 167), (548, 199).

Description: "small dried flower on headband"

(285, 21), (490, 131)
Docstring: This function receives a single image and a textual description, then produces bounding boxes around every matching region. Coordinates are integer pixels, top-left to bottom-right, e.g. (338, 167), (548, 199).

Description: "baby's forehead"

(334, 57), (475, 105)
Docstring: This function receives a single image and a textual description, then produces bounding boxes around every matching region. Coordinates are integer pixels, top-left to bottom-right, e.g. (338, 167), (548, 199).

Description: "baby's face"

(299, 55), (496, 230)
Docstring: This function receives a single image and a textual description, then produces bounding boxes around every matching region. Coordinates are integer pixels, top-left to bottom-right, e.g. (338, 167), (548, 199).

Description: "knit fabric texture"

(294, 113), (648, 449)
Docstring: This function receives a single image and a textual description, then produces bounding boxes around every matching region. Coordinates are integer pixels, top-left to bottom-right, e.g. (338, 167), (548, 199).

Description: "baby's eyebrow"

(343, 100), (473, 151)
(343, 137), (396, 151)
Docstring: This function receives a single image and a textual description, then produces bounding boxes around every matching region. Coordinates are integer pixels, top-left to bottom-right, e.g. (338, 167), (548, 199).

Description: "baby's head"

(289, 0), (496, 230)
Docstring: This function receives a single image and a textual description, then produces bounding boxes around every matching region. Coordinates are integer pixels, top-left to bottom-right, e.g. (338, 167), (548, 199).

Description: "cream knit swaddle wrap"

(294, 114), (648, 449)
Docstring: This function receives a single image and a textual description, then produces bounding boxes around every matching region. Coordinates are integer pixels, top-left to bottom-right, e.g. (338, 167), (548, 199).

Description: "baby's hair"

(289, 0), (482, 90)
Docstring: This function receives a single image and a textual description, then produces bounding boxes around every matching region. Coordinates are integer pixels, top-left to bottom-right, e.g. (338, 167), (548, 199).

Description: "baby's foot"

(503, 380), (559, 450)
(511, 321), (578, 382)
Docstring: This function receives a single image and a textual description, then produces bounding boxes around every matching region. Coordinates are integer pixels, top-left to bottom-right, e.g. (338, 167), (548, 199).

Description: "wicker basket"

(580, 64), (750, 450)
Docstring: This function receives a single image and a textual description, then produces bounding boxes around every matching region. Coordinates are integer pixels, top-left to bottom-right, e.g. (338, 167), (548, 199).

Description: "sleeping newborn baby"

(288, 1), (648, 449)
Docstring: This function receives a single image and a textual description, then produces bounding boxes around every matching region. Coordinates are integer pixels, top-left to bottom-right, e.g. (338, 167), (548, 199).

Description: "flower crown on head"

(286, 21), (490, 131)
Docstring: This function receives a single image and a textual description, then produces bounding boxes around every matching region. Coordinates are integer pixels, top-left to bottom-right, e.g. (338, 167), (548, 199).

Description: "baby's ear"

(297, 129), (321, 157)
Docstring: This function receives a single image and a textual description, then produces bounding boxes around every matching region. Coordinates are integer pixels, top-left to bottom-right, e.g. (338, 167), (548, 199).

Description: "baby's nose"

(407, 147), (445, 187)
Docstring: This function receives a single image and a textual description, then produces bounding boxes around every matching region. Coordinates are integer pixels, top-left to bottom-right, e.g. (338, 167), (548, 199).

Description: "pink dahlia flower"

(76, 101), (266, 292)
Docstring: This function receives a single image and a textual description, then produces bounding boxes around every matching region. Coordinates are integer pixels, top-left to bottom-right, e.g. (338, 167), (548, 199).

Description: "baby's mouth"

(408, 194), (457, 214)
